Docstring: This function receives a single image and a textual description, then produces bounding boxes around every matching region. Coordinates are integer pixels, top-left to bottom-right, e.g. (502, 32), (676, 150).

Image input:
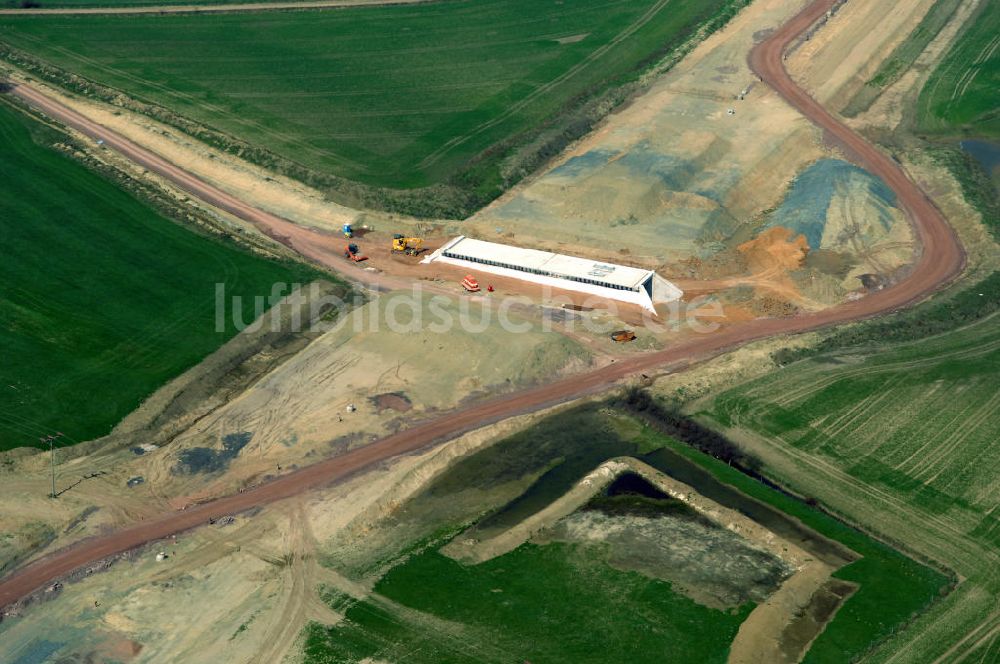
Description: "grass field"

(0, 0), (244, 6)
(691, 308), (1000, 662)
(307, 542), (751, 664)
(0, 100), (326, 450)
(0, 0), (747, 210)
(1, 0), (308, 7)
(916, 0), (999, 138)
(706, 313), (1000, 537)
(310, 405), (946, 663)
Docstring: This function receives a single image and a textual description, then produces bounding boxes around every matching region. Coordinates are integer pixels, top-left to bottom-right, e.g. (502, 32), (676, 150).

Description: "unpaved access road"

(11, 83), (416, 295)
(0, 0), (965, 609)
(0, 0), (434, 16)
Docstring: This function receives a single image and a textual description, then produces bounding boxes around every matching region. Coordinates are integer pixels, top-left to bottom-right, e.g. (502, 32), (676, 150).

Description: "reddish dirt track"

(0, 0), (964, 609)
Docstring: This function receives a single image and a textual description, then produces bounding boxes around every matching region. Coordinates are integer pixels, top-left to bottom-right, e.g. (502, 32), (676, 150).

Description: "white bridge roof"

(439, 236), (653, 290)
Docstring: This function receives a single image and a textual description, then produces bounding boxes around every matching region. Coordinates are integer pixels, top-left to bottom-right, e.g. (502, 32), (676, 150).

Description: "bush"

(618, 387), (762, 472)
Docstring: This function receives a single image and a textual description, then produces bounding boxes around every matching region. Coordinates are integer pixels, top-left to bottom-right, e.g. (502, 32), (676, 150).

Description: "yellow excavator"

(391, 234), (423, 256)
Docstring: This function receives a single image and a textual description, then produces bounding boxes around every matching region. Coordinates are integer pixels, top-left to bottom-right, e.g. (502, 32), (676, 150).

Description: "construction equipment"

(461, 275), (480, 292)
(391, 234), (423, 256)
(610, 329), (637, 343)
(343, 223), (354, 239)
(344, 243), (368, 262)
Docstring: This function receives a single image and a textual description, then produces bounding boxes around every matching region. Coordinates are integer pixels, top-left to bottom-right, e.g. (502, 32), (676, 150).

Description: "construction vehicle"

(461, 275), (480, 292)
(344, 243), (368, 262)
(610, 329), (637, 343)
(391, 234), (423, 256)
(343, 223), (354, 239)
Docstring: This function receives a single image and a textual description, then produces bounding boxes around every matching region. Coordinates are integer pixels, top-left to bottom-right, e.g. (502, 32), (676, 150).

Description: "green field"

(916, 0), (999, 137)
(307, 543), (751, 664)
(307, 405), (946, 663)
(706, 313), (1000, 531)
(690, 306), (1000, 661)
(0, 0), (747, 213)
(1, 0), (301, 7)
(0, 100), (327, 450)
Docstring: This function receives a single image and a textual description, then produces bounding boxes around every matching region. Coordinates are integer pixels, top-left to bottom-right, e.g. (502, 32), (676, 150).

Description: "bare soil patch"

(778, 578), (858, 662)
(370, 393), (413, 414)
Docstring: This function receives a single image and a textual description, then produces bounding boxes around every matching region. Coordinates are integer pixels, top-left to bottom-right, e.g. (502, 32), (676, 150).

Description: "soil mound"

(738, 227), (810, 273)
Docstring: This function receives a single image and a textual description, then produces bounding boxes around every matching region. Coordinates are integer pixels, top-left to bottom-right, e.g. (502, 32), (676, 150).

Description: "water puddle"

(960, 139), (1000, 173)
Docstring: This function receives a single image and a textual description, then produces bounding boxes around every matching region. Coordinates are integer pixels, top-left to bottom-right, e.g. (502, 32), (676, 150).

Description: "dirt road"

(11, 83), (416, 294)
(0, 0), (964, 609)
(0, 0), (433, 16)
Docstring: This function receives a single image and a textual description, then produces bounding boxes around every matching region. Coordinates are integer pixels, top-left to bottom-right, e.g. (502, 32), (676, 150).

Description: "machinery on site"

(610, 329), (637, 343)
(391, 234), (423, 256)
(344, 243), (368, 262)
(461, 275), (480, 292)
(343, 224), (354, 239)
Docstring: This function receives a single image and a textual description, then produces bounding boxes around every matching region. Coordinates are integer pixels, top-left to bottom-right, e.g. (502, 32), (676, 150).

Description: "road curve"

(0, 0), (434, 17)
(0, 0), (964, 609)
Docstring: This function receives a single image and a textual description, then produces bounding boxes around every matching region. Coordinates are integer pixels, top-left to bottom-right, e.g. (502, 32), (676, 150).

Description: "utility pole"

(42, 432), (63, 498)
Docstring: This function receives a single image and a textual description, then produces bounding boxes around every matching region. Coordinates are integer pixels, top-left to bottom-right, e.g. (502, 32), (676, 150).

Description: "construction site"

(0, 0), (995, 662)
